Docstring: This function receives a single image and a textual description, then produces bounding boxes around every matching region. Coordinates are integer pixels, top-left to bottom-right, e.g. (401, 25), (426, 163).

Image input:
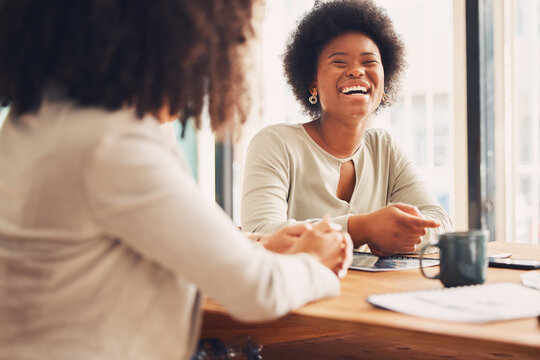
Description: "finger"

(413, 227), (427, 236)
(399, 213), (440, 229)
(373, 250), (394, 257)
(369, 244), (394, 257)
(391, 237), (421, 248)
(392, 224), (427, 237)
(396, 245), (416, 253)
(407, 236), (423, 245)
(281, 222), (313, 236)
(333, 250), (345, 268)
(400, 227), (427, 237)
(337, 267), (348, 279)
(390, 202), (422, 217)
(394, 234), (423, 244)
(339, 234), (353, 278)
(344, 233), (353, 253)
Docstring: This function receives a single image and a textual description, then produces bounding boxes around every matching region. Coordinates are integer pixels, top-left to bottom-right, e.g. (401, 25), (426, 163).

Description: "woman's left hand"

(259, 223), (314, 253)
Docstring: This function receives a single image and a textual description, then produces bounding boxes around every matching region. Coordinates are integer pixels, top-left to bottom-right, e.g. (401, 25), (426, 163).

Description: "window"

(498, 0), (540, 243)
(232, 0), (316, 223)
(374, 0), (456, 219)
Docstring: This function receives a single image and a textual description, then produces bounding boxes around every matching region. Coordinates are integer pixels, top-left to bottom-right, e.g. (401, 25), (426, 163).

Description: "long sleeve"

(241, 127), (350, 233)
(84, 128), (340, 322)
(241, 124), (453, 254)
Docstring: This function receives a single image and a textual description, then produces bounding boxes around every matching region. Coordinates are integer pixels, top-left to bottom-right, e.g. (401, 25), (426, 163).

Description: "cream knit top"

(0, 103), (340, 360)
(241, 123), (453, 252)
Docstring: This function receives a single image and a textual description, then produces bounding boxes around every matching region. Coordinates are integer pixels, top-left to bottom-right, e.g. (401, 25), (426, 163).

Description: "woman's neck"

(304, 115), (368, 159)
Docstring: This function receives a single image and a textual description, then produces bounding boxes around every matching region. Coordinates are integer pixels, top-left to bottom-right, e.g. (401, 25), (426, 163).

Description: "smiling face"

(312, 32), (384, 123)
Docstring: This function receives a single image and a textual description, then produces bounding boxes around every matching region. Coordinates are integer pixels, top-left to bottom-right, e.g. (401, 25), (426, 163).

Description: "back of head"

(0, 0), (254, 130)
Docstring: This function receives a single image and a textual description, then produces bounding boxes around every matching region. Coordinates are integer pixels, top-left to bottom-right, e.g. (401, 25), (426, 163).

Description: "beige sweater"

(0, 103), (339, 360)
(241, 123), (453, 252)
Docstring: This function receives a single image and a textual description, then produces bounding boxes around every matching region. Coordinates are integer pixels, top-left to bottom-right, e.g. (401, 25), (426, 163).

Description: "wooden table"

(201, 243), (540, 359)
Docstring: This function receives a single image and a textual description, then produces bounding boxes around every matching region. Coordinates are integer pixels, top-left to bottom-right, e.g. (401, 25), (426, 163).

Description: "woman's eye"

(364, 60), (378, 65)
(332, 60), (346, 65)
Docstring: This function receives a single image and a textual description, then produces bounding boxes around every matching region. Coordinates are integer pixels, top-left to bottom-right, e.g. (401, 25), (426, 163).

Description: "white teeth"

(341, 85), (368, 94)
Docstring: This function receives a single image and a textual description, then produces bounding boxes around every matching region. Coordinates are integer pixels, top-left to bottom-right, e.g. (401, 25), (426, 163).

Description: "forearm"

(242, 217), (297, 234)
(346, 214), (371, 248)
(86, 132), (341, 322)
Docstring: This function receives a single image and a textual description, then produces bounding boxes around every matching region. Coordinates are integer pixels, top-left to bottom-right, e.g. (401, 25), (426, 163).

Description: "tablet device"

(350, 251), (439, 272)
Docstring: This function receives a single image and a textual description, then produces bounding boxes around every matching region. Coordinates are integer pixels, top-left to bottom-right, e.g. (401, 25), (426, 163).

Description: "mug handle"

(419, 243), (440, 280)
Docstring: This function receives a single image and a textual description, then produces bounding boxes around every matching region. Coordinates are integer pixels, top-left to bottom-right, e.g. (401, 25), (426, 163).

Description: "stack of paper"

(521, 271), (540, 290)
(367, 282), (540, 323)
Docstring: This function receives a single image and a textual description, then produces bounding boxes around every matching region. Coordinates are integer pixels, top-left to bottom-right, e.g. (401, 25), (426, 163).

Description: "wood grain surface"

(200, 243), (540, 359)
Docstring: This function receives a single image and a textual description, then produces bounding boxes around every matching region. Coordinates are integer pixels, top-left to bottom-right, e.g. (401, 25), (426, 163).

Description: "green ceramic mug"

(419, 230), (489, 287)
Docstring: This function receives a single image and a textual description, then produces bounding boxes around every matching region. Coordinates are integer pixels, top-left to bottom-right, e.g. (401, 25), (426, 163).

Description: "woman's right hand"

(348, 203), (440, 256)
(286, 220), (353, 279)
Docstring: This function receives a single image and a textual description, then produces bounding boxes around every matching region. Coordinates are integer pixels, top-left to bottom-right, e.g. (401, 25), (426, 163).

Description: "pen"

(488, 253), (512, 260)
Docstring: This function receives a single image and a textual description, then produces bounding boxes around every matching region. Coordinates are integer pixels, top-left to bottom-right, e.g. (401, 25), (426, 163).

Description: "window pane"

(516, 175), (533, 243)
(376, 0), (455, 216)
(434, 94), (450, 167)
(507, 0), (540, 244)
(260, 0), (315, 127)
(413, 95), (427, 166)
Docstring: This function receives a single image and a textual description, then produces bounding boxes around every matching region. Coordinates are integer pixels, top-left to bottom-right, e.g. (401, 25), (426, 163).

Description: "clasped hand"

(260, 220), (352, 279)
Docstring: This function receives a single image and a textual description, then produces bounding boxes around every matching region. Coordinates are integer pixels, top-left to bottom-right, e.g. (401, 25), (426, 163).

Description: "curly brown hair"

(283, 0), (406, 119)
(0, 0), (254, 131)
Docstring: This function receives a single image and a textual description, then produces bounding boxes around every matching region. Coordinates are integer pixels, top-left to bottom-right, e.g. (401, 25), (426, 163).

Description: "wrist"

(348, 214), (371, 247)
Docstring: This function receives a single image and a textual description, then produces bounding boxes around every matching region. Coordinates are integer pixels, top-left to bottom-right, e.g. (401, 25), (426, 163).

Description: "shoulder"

(25, 101), (169, 157)
(85, 108), (168, 149)
(363, 128), (392, 143)
(70, 107), (179, 172)
(249, 123), (306, 149)
(362, 128), (395, 150)
(252, 123), (304, 140)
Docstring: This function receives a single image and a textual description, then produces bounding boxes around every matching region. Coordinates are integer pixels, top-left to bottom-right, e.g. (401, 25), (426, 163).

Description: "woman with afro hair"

(0, 0), (353, 359)
(242, 0), (453, 256)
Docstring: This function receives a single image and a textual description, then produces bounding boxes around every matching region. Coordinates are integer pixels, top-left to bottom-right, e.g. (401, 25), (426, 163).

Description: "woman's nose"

(347, 67), (364, 77)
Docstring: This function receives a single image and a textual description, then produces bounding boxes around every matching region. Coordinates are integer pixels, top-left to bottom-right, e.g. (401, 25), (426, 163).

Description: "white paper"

(521, 271), (540, 290)
(367, 283), (540, 323)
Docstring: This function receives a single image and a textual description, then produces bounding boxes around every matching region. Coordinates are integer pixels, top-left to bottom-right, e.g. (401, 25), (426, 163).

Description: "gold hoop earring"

(309, 91), (318, 104)
(382, 92), (389, 103)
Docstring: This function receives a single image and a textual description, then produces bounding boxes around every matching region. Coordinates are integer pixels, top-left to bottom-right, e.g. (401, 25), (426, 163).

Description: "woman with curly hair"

(0, 0), (353, 359)
(242, 0), (453, 256)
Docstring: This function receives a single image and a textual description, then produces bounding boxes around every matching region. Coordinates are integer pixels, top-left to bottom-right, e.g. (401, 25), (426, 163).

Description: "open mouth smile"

(340, 85), (370, 95)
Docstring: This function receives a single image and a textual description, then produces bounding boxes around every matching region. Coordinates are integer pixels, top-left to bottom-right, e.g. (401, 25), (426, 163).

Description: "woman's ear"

(309, 80), (318, 95)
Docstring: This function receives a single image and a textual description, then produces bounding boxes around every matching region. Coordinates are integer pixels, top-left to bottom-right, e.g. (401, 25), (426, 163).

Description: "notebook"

(367, 282), (540, 323)
(350, 251), (439, 272)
